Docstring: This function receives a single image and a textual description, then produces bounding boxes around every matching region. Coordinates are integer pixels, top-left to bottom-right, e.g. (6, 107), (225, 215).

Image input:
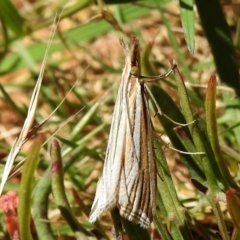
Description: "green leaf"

(51, 139), (96, 240)
(195, 0), (240, 92)
(179, 0), (195, 53)
(0, 0), (24, 36)
(18, 134), (44, 240)
(205, 75), (238, 189)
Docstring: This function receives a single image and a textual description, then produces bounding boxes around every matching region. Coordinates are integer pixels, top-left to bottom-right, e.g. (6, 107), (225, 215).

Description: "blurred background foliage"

(0, 0), (240, 239)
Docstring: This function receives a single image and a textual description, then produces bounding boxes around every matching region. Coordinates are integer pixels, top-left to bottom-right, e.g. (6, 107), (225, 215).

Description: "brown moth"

(89, 37), (172, 228)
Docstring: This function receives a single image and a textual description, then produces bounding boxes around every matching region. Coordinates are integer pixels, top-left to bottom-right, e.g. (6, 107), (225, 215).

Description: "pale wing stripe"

(125, 83), (142, 192)
(102, 63), (132, 199)
(89, 46), (132, 222)
(89, 78), (125, 221)
(118, 164), (129, 206)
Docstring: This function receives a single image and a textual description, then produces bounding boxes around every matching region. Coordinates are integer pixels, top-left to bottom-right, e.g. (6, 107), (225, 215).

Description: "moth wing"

(89, 73), (129, 222)
(119, 84), (156, 228)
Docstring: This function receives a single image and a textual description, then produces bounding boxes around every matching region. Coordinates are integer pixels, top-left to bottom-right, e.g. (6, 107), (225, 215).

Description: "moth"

(89, 37), (173, 228)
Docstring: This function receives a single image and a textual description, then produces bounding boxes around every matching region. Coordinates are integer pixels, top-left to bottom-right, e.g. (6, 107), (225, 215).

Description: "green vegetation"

(0, 0), (239, 239)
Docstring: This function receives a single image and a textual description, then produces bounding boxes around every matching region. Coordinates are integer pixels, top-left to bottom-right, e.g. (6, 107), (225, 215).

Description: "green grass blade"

(179, 0), (195, 53)
(154, 139), (194, 240)
(0, 0), (24, 36)
(51, 139), (96, 240)
(195, 0), (240, 92)
(32, 168), (55, 240)
(205, 75), (238, 189)
(18, 134), (44, 240)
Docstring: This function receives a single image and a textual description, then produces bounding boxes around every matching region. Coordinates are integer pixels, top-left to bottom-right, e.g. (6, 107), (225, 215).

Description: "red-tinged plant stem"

(226, 189), (240, 232)
(50, 139), (96, 240)
(205, 75), (239, 189)
(0, 191), (20, 239)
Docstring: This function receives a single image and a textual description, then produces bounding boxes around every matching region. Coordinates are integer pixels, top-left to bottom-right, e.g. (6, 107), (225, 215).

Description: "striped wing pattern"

(89, 38), (156, 228)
